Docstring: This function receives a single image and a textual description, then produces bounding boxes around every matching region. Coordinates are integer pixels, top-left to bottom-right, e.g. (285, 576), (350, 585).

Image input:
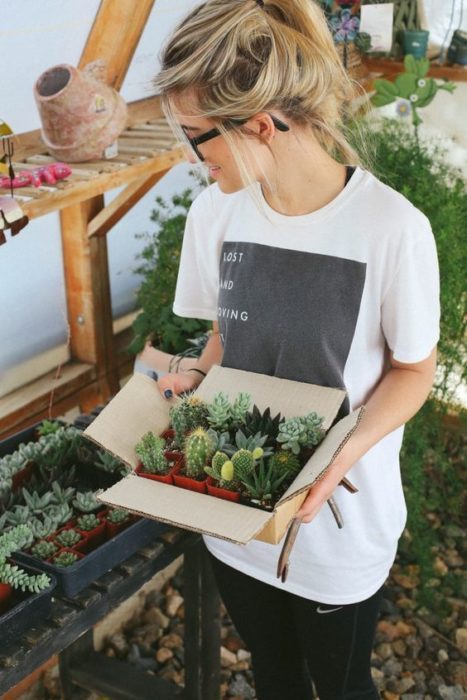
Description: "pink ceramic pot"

(34, 61), (127, 162)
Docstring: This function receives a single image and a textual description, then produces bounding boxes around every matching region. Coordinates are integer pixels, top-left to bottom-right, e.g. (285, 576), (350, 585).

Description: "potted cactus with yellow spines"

(135, 431), (179, 484)
(173, 427), (215, 493)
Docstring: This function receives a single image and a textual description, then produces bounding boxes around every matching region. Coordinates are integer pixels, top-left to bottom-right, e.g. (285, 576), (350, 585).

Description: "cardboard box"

(84, 366), (364, 545)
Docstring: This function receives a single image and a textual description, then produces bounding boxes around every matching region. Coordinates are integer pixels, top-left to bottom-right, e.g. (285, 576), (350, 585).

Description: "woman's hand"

(295, 438), (359, 524)
(157, 371), (200, 399)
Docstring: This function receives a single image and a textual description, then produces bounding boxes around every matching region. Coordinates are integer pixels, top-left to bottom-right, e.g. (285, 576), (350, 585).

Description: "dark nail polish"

(164, 389), (173, 399)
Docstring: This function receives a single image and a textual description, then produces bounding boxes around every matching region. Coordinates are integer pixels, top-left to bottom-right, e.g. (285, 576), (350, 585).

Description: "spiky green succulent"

(239, 458), (289, 507)
(50, 481), (76, 505)
(243, 405), (283, 446)
(204, 451), (236, 490)
(231, 449), (256, 481)
(169, 394), (209, 447)
(94, 450), (127, 475)
(230, 392), (252, 425)
(37, 420), (62, 437)
(224, 429), (273, 457)
(21, 487), (54, 514)
(206, 392), (252, 432)
(47, 503), (74, 526)
(6, 505), (31, 526)
(29, 516), (58, 540)
(135, 432), (169, 474)
(184, 427), (215, 478)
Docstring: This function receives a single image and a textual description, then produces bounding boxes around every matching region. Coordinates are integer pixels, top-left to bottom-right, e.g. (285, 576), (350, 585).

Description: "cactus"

(184, 428), (215, 478)
(135, 432), (169, 474)
(231, 449), (256, 481)
(0, 525), (51, 592)
(31, 540), (58, 560)
(269, 450), (302, 478)
(76, 513), (101, 531)
(169, 394), (209, 447)
(73, 490), (100, 513)
(204, 451), (236, 489)
(55, 528), (82, 548)
(106, 508), (130, 525)
(52, 551), (79, 567)
(277, 412), (324, 455)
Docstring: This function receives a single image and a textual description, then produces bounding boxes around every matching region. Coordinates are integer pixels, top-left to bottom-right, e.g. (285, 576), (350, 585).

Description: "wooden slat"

(78, 0), (156, 90)
(87, 169), (169, 238)
(0, 362), (95, 437)
(362, 56), (467, 84)
(21, 148), (184, 219)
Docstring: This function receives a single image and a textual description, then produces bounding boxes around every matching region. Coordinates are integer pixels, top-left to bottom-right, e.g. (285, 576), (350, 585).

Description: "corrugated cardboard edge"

(97, 476), (272, 545)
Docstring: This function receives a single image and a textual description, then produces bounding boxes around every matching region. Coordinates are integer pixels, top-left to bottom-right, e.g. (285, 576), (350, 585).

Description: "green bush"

(364, 119), (466, 600)
(129, 182), (210, 355)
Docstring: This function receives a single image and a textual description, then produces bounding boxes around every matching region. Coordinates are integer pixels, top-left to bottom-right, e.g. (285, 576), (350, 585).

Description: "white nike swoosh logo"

(316, 605), (344, 614)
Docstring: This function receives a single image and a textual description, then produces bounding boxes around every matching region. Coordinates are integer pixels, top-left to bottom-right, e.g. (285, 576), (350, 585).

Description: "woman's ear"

(248, 113), (276, 145)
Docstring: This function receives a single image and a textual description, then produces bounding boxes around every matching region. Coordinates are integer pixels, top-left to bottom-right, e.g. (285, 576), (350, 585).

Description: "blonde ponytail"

(155, 0), (364, 168)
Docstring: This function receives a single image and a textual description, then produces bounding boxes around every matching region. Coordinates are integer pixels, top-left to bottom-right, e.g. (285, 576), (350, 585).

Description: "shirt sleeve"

(173, 191), (219, 321)
(381, 220), (440, 363)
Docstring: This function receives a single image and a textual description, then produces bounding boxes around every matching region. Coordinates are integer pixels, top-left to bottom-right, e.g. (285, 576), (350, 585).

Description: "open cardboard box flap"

(84, 366), (363, 544)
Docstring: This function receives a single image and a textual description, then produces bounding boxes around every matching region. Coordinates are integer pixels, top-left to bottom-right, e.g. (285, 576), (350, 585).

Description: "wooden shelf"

(1, 113), (185, 221)
(362, 56), (467, 83)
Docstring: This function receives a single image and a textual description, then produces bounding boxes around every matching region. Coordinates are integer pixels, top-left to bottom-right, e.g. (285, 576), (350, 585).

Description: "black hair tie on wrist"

(185, 368), (207, 378)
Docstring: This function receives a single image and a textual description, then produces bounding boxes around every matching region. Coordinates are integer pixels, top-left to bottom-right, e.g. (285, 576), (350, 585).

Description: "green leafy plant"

(169, 395), (210, 448)
(94, 450), (130, 476)
(29, 516), (59, 541)
(47, 503), (73, 527)
(243, 405), (284, 447)
(37, 420), (62, 437)
(239, 458), (289, 509)
(135, 432), (169, 474)
(0, 525), (51, 592)
(206, 392), (252, 432)
(129, 184), (210, 355)
(277, 413), (325, 454)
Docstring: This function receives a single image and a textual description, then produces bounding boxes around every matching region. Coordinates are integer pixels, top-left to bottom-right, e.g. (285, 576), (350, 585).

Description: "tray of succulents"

(1, 419), (167, 597)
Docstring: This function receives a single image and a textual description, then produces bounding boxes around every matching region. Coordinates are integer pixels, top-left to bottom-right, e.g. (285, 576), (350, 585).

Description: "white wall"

(0, 0), (199, 390)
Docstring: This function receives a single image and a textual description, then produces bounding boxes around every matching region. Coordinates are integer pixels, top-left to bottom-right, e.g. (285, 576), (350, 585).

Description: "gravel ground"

(18, 523), (466, 700)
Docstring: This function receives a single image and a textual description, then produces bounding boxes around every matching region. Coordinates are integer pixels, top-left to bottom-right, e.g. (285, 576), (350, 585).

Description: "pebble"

(220, 645), (238, 667)
(438, 685), (466, 700)
(165, 593), (184, 617)
(156, 647), (174, 664)
(454, 627), (467, 653)
(142, 606), (170, 629)
(159, 632), (183, 649)
(228, 673), (255, 699)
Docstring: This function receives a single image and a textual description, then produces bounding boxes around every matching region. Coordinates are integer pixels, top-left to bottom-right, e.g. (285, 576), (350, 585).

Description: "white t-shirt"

(173, 167), (440, 604)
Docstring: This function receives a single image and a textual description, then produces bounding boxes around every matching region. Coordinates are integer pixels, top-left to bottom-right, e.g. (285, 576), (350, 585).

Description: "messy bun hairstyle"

(155, 0), (362, 174)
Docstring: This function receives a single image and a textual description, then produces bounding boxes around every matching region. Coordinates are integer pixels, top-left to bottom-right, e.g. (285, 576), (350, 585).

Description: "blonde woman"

(155, 1), (439, 697)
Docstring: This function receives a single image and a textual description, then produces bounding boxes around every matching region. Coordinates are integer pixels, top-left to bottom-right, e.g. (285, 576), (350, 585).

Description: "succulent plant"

(106, 508), (130, 525)
(224, 429), (273, 457)
(76, 513), (100, 531)
(31, 540), (58, 560)
(204, 451), (236, 489)
(6, 504), (31, 526)
(206, 429), (230, 453)
(50, 481), (76, 505)
(0, 525), (51, 592)
(95, 450), (128, 475)
(206, 392), (232, 432)
(239, 458), (289, 508)
(243, 405), (284, 446)
(21, 487), (55, 514)
(47, 503), (74, 526)
(29, 516), (59, 540)
(230, 392), (252, 425)
(277, 412), (325, 455)
(269, 450), (302, 479)
(52, 551), (79, 567)
(169, 394), (209, 447)
(37, 420), (62, 437)
(231, 449), (256, 482)
(184, 427), (215, 478)
(73, 490), (100, 513)
(55, 528), (82, 548)
(135, 432), (169, 474)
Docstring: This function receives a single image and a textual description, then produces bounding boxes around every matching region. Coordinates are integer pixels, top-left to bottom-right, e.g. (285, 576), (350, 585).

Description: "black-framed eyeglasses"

(183, 115), (290, 161)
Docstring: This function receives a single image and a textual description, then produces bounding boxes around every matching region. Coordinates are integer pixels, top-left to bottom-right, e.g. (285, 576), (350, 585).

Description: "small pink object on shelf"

(0, 162), (72, 189)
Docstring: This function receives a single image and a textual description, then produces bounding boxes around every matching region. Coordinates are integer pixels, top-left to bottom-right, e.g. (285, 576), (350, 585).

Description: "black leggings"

(209, 553), (383, 700)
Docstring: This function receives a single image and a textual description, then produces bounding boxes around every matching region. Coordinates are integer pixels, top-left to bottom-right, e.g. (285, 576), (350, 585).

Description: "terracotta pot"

(52, 525), (88, 554)
(75, 520), (106, 549)
(135, 452), (183, 485)
(98, 508), (134, 538)
(206, 477), (241, 503)
(172, 463), (208, 494)
(34, 60), (127, 162)
(50, 548), (84, 566)
(0, 583), (13, 613)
